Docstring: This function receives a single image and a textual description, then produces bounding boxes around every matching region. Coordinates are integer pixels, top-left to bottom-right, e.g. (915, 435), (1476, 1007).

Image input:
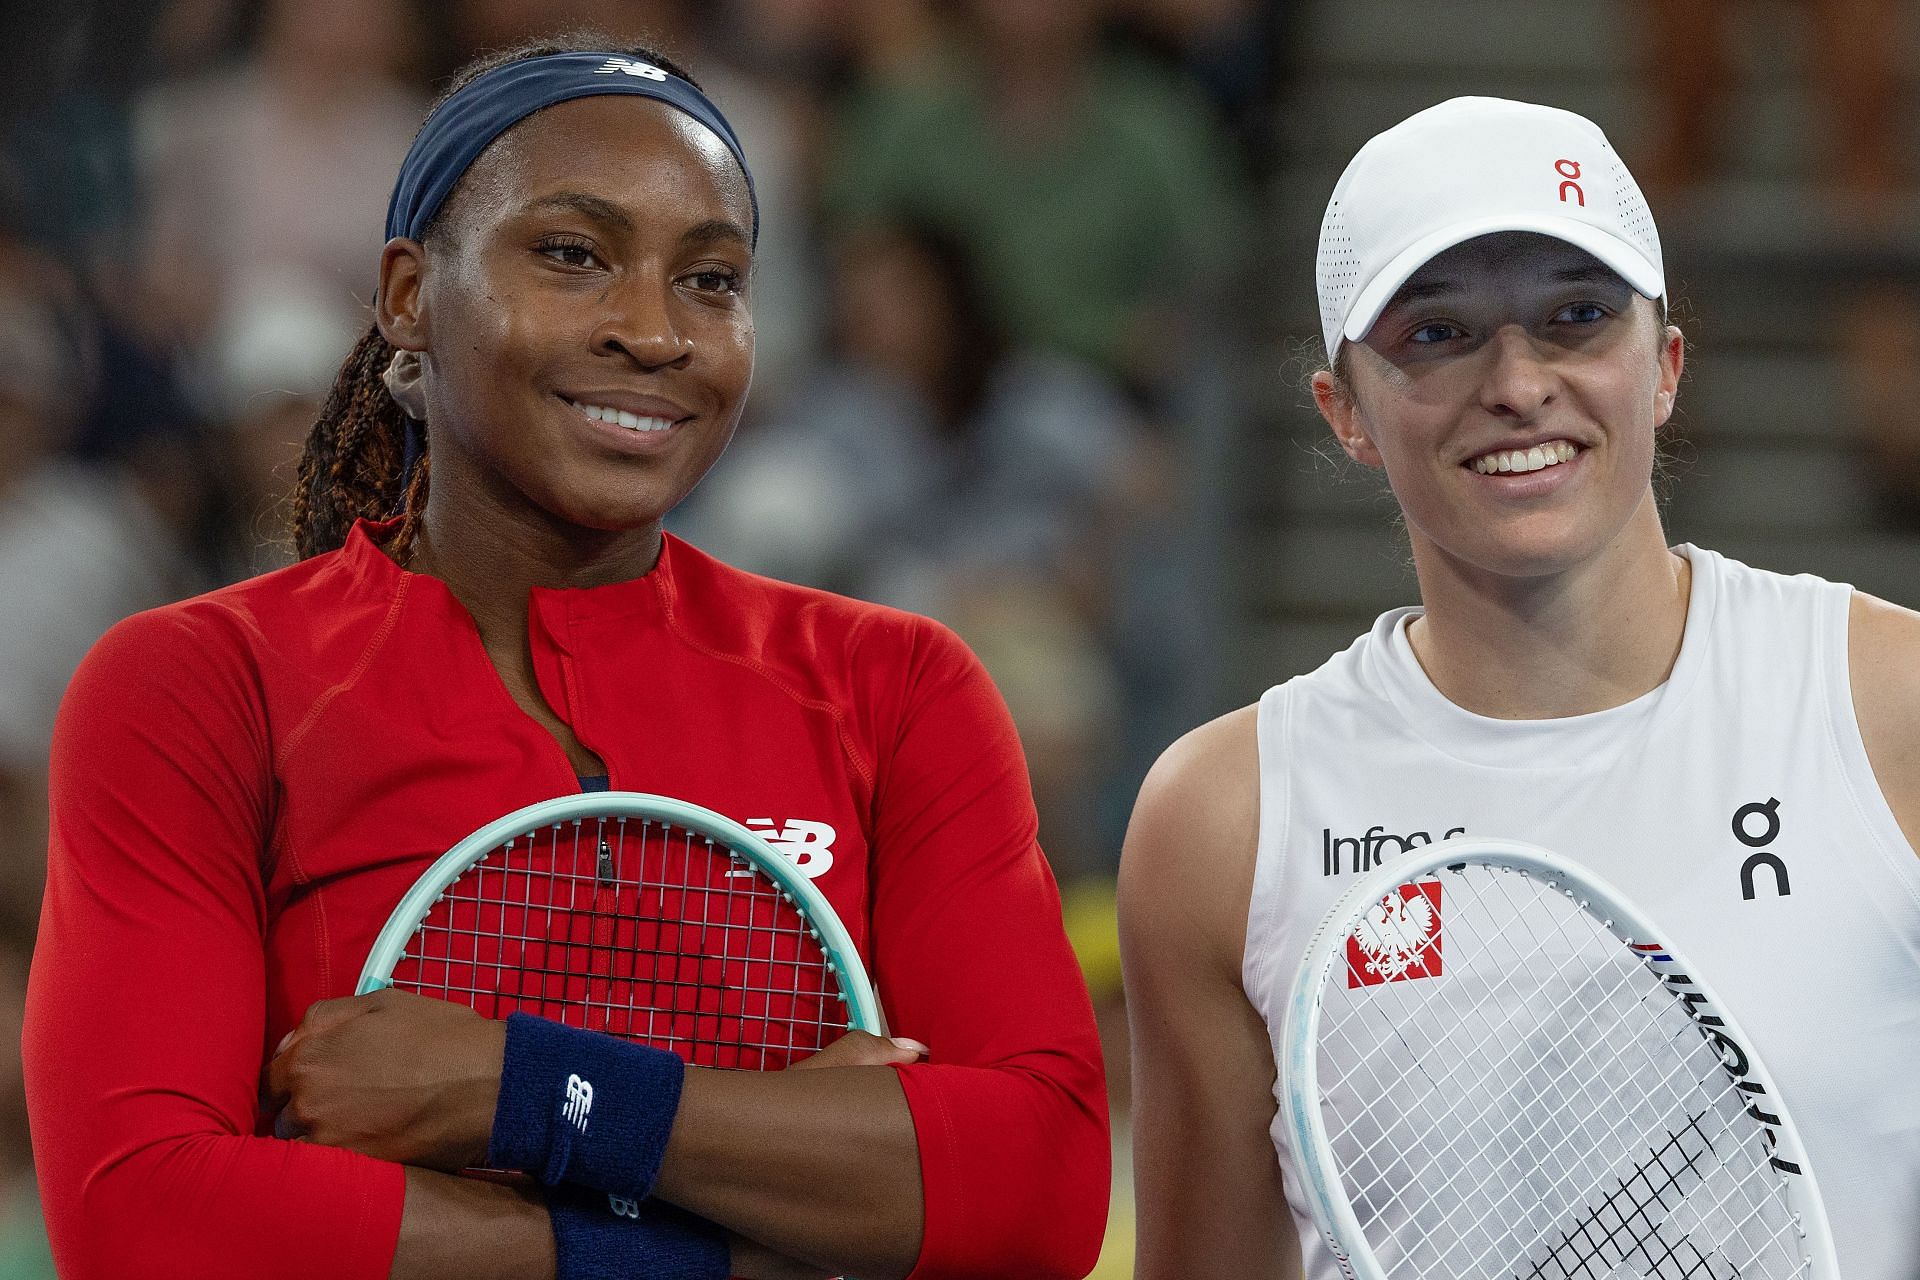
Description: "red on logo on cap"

(1555, 158), (1585, 206)
(1346, 881), (1443, 988)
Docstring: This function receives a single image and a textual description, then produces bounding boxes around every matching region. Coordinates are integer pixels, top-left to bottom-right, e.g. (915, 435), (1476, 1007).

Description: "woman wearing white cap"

(1120, 97), (1920, 1277)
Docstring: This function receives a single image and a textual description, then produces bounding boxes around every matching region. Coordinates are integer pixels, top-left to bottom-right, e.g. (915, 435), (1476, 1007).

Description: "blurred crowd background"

(1, 1), (1915, 1274)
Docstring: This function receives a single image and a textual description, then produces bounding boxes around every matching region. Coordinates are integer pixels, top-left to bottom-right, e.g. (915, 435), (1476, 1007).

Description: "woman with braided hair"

(24, 33), (1108, 1280)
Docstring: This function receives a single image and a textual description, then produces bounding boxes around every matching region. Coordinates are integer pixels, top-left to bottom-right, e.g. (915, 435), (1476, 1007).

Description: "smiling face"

(376, 92), (755, 543)
(1315, 232), (1684, 581)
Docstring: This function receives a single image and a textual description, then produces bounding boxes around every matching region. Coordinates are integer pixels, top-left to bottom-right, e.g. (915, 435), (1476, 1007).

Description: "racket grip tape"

(548, 1184), (728, 1280)
(488, 1013), (686, 1198)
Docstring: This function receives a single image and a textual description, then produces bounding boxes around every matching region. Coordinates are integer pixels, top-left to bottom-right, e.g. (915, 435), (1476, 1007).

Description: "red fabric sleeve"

(23, 609), (405, 1280)
(867, 620), (1109, 1280)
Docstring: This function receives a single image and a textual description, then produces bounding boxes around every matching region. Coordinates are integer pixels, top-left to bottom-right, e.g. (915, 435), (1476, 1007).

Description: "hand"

(266, 988), (506, 1171)
(784, 1029), (928, 1073)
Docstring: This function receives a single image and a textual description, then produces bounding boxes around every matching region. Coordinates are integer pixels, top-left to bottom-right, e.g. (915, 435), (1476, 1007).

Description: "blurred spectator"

(678, 220), (1145, 874)
(1638, 0), (1920, 529)
(132, 0), (424, 386)
(1110, 0), (1281, 178)
(1639, 0), (1904, 212)
(120, 0), (428, 576)
(1839, 282), (1920, 529)
(824, 0), (1249, 384)
(0, 0), (182, 261)
(0, 242), (187, 937)
(210, 271), (366, 574)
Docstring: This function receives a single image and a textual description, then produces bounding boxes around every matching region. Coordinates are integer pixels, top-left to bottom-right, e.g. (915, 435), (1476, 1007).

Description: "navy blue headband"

(384, 51), (757, 245)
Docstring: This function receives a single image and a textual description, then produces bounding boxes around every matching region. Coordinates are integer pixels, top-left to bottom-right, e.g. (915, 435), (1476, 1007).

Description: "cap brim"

(1340, 214), (1666, 347)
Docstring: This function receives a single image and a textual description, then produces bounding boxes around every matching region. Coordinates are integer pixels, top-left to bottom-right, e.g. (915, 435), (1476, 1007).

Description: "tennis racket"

(1281, 836), (1838, 1280)
(357, 791), (883, 1068)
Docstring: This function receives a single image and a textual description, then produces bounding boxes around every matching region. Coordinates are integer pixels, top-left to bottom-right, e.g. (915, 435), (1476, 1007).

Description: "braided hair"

(291, 32), (701, 561)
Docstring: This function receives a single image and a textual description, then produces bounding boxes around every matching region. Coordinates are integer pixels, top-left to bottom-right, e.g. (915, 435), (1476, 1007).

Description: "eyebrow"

(682, 218), (751, 251)
(524, 192), (634, 232)
(520, 198), (749, 251)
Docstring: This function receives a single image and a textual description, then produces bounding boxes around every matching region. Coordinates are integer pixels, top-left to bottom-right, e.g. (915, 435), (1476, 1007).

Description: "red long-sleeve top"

(24, 521), (1108, 1280)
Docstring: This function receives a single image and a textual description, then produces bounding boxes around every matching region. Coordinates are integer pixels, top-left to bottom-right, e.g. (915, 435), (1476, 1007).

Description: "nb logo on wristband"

(596, 57), (669, 82)
(608, 1194), (641, 1219)
(563, 1073), (594, 1131)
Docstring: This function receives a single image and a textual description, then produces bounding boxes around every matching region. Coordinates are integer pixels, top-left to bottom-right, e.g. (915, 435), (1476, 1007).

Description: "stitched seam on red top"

(653, 577), (878, 792)
(309, 879), (335, 994)
(355, 1160), (400, 1278)
(275, 574), (412, 775)
(273, 574), (411, 890)
(927, 1073), (964, 1271)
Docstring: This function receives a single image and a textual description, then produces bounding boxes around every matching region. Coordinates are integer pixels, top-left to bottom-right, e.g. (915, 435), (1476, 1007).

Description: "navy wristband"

(488, 1013), (687, 1196)
(549, 1185), (729, 1280)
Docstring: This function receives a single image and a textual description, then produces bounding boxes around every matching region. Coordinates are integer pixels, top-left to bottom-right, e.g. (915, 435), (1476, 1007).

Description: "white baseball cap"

(1317, 96), (1664, 360)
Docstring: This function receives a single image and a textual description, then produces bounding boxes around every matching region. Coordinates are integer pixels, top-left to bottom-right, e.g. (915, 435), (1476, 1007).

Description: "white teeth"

(567, 399), (675, 432)
(1470, 441), (1578, 475)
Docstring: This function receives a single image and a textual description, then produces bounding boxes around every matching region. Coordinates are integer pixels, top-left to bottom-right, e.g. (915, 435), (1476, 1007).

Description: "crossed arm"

(267, 990), (924, 1279)
(25, 611), (1107, 1280)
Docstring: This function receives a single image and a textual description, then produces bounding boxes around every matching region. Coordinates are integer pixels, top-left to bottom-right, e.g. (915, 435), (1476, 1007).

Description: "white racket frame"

(1279, 835), (1839, 1280)
(356, 790), (885, 1037)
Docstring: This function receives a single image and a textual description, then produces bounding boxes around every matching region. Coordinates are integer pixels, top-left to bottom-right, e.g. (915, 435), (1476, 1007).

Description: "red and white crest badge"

(1346, 882), (1442, 988)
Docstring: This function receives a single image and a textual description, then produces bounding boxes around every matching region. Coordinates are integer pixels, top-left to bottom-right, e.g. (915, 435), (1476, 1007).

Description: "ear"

(375, 237), (429, 353)
(1653, 323), (1684, 428)
(1313, 368), (1384, 468)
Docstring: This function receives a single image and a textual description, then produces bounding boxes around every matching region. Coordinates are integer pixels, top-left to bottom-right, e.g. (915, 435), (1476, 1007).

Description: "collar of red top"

(341, 516), (678, 629)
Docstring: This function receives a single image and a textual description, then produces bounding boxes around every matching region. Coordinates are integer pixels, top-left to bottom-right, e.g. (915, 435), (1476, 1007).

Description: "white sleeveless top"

(1243, 545), (1920, 1279)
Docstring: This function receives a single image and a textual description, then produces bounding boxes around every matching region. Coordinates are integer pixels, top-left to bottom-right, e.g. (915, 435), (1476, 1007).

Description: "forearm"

(392, 1168), (838, 1280)
(391, 1168), (554, 1280)
(655, 1064), (924, 1280)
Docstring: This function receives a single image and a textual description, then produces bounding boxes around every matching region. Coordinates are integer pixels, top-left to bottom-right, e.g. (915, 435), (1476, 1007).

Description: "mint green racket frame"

(356, 790), (884, 1039)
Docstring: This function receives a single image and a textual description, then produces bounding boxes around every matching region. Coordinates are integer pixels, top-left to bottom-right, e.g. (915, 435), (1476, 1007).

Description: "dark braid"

(292, 323), (415, 559)
(290, 29), (697, 560)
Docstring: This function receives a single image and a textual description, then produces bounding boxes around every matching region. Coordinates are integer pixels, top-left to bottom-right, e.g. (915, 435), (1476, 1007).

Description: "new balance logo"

(596, 57), (669, 82)
(746, 818), (836, 878)
(563, 1073), (593, 1132)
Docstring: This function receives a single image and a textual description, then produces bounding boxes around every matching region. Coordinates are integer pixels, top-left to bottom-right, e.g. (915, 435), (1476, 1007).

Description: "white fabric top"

(1244, 545), (1920, 1279)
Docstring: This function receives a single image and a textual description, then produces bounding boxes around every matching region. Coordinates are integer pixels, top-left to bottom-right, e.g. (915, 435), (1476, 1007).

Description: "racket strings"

(1329, 942), (1703, 1269)
(1350, 881), (1745, 1265)
(1325, 894), (1702, 1245)
(390, 817), (851, 1070)
(1314, 864), (1813, 1279)
(1520, 1114), (1730, 1279)
(1410, 947), (1790, 1276)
